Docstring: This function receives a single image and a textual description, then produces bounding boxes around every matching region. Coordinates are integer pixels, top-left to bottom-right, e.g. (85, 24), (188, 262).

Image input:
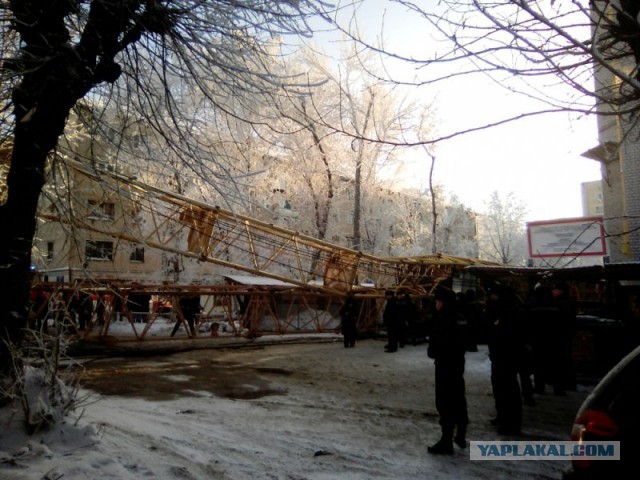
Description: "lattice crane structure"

(34, 159), (497, 341)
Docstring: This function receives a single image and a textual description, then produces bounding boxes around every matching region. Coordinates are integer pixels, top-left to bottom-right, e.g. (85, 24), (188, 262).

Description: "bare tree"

(387, 189), (433, 256)
(259, 57), (339, 249)
(480, 191), (528, 265)
(0, 1), (337, 369)
(425, 150), (438, 254)
(261, 42), (425, 252)
(437, 195), (480, 258)
(304, 43), (420, 249)
(371, 1), (640, 126)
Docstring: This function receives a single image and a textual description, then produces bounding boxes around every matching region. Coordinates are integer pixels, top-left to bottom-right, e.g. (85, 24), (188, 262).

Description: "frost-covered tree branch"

(0, 0), (339, 382)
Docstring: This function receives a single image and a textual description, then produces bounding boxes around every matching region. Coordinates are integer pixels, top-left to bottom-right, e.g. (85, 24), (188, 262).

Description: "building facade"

(583, 120), (640, 263)
(581, 180), (604, 218)
(584, 2), (640, 263)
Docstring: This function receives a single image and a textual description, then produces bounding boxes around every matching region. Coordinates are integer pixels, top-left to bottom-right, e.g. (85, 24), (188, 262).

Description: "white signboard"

(527, 217), (606, 258)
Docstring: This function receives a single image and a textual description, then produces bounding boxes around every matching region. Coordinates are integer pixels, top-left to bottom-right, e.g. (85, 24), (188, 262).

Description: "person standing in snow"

(486, 284), (524, 435)
(383, 290), (400, 352)
(340, 293), (358, 348)
(427, 285), (469, 454)
(172, 295), (201, 337)
(68, 290), (94, 331)
(394, 289), (416, 347)
(126, 289), (152, 324)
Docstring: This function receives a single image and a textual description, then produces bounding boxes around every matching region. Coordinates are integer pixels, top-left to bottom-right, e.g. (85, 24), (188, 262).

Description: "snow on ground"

(0, 338), (591, 480)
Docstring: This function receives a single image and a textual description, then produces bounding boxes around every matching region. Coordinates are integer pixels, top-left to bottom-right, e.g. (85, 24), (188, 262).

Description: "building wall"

(590, 11), (640, 263)
(592, 107), (640, 263)
(581, 180), (604, 217)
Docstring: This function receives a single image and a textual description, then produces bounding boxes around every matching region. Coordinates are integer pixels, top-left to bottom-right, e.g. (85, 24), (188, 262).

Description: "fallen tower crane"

(35, 159), (497, 341)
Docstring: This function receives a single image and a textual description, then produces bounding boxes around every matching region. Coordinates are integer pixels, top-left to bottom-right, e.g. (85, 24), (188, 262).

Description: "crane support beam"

(44, 160), (496, 296)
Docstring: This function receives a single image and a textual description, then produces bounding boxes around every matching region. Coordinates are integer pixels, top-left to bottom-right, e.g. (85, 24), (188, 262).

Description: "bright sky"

(397, 95), (603, 222)
(328, 0), (603, 222)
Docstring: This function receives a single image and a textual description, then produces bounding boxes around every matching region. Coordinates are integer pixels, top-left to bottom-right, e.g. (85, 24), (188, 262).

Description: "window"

(46, 242), (54, 261)
(96, 162), (116, 173)
(85, 241), (114, 261)
(129, 244), (145, 263)
(87, 200), (115, 220)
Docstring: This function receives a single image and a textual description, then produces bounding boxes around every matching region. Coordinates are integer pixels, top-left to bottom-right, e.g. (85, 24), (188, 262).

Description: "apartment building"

(581, 180), (604, 218)
(584, 3), (640, 263)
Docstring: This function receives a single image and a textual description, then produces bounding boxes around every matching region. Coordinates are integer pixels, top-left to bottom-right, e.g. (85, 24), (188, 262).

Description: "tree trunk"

(0, 0), (136, 370)
(351, 93), (374, 252)
(0, 36), (93, 369)
(353, 156), (361, 251)
(0, 126), (65, 369)
(428, 152), (438, 254)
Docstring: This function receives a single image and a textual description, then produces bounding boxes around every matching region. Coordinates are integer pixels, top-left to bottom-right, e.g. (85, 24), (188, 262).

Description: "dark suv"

(564, 344), (640, 479)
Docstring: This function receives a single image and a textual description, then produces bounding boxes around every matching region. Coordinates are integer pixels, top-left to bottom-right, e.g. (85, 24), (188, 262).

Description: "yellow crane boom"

(41, 159), (496, 296)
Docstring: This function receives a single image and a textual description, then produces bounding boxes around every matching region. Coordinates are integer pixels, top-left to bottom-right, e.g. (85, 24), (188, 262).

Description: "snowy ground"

(0, 336), (591, 480)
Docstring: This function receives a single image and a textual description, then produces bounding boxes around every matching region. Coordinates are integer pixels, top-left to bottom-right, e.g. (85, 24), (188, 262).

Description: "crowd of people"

(29, 289), (203, 337)
(339, 281), (578, 455)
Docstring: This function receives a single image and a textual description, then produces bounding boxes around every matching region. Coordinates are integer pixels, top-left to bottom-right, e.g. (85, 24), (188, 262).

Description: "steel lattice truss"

(41, 159), (496, 296)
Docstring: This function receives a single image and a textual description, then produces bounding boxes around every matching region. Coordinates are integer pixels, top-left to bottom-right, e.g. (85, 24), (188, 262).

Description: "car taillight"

(570, 409), (619, 469)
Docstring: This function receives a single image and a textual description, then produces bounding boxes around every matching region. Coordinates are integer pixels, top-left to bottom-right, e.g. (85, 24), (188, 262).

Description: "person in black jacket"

(486, 284), (524, 435)
(340, 293), (358, 348)
(427, 285), (469, 454)
(383, 290), (400, 352)
(395, 289), (416, 347)
(68, 290), (94, 331)
(127, 290), (151, 323)
(172, 295), (201, 337)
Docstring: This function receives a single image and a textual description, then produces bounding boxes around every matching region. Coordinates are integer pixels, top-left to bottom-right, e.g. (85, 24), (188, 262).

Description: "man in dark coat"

(427, 286), (469, 454)
(69, 290), (94, 331)
(486, 284), (524, 435)
(172, 295), (200, 337)
(127, 290), (151, 323)
(340, 293), (358, 348)
(383, 290), (400, 352)
(395, 289), (416, 347)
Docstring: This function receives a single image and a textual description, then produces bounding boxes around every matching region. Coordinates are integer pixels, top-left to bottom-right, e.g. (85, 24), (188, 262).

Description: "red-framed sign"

(527, 216), (607, 258)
